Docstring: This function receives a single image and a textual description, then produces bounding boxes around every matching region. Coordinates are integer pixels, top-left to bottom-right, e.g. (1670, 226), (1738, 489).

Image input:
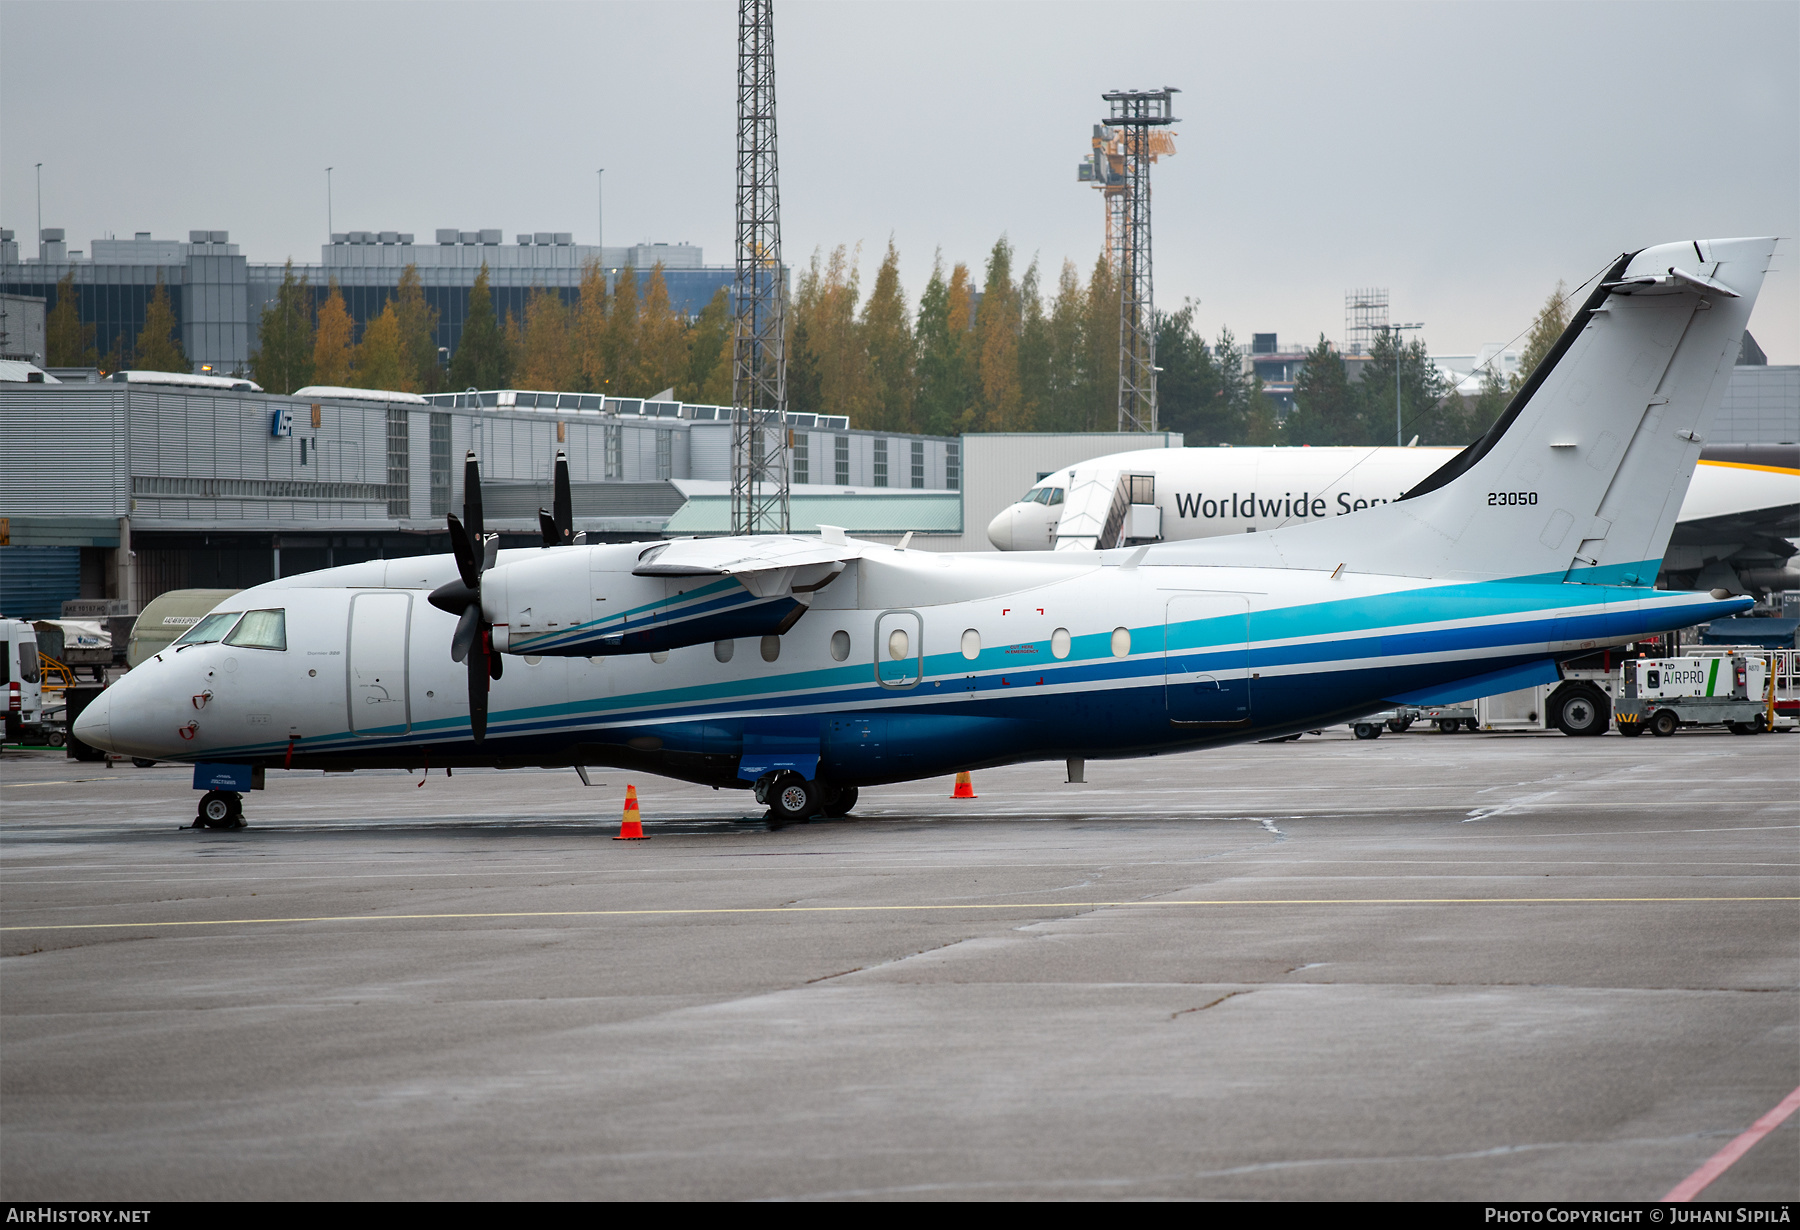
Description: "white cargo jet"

(76, 238), (1775, 828)
(989, 418), (1797, 596)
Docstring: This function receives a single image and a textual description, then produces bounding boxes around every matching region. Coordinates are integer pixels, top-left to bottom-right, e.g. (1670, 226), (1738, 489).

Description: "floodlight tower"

(1100, 87), (1178, 433)
(729, 0), (789, 535)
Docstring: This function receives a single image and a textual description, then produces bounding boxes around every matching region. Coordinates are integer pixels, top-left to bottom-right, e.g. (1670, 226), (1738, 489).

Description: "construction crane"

(729, 0), (790, 535)
(1078, 87), (1178, 433)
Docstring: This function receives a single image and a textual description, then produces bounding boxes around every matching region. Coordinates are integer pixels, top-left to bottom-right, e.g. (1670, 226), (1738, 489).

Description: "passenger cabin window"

(224, 609), (287, 651)
(174, 612), (243, 648)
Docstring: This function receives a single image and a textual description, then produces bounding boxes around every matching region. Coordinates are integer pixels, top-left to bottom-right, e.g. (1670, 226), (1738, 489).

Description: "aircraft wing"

(633, 533), (867, 598)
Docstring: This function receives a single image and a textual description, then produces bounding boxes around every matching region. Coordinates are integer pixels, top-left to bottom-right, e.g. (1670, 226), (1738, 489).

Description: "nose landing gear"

(194, 790), (246, 830)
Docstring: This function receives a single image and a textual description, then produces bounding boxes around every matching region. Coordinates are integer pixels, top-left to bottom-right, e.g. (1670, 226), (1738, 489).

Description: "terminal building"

(0, 226), (732, 377)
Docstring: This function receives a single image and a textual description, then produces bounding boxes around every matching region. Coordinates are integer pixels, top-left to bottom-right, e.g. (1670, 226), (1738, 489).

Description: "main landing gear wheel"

(822, 785), (858, 817)
(132, 757), (157, 768)
(1649, 709), (1679, 738)
(765, 773), (819, 827)
(1352, 722), (1382, 740)
(195, 790), (244, 830)
(1551, 684), (1611, 737)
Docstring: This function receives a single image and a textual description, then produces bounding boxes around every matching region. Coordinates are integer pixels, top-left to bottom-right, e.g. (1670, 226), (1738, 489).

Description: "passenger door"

(1165, 594), (1251, 726)
(347, 592), (411, 735)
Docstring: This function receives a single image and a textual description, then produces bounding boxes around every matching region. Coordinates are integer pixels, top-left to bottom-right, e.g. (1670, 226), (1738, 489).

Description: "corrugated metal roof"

(664, 492), (962, 535)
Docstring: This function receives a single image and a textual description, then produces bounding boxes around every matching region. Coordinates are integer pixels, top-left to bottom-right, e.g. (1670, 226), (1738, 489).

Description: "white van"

(1, 617), (43, 742)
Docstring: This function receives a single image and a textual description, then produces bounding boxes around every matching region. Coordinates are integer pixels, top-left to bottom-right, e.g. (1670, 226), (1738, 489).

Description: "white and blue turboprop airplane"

(75, 237), (1774, 828)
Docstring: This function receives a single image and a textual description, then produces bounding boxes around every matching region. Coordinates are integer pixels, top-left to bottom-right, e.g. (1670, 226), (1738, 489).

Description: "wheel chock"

(952, 771), (977, 799)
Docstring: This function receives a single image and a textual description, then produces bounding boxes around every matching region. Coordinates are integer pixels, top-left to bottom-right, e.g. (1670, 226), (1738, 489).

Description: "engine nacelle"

(482, 543), (822, 657)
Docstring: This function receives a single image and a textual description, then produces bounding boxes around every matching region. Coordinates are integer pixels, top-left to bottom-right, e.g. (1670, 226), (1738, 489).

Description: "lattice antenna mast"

(1102, 87), (1178, 434)
(730, 0), (789, 535)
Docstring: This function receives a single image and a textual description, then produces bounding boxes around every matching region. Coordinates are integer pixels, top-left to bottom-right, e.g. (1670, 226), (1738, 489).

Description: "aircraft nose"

(72, 689), (113, 752)
(987, 505), (1019, 550)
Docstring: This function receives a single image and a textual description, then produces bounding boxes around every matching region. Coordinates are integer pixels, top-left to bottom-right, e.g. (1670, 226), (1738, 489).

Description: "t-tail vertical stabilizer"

(1157, 237), (1776, 584)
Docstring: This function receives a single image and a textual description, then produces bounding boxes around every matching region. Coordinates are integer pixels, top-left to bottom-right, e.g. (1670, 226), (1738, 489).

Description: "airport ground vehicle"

(1614, 651), (1773, 736)
(0, 617), (43, 743)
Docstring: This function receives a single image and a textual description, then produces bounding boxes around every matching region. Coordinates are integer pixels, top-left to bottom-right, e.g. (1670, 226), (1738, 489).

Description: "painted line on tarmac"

(1664, 1084), (1800, 1201)
(4, 895), (1796, 933)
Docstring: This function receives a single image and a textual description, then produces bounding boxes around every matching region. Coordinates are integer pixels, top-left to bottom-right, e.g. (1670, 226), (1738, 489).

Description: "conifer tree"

(862, 239), (914, 431)
(1284, 334), (1352, 446)
(312, 280), (355, 387)
(45, 272), (97, 368)
(1155, 302), (1224, 444)
(393, 265), (440, 393)
(913, 253), (970, 437)
(1512, 279), (1570, 393)
(448, 264), (510, 390)
(133, 276), (188, 373)
(250, 261), (314, 393)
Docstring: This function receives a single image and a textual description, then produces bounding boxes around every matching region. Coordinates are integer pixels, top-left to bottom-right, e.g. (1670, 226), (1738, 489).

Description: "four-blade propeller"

(537, 449), (584, 547)
(428, 451), (502, 741)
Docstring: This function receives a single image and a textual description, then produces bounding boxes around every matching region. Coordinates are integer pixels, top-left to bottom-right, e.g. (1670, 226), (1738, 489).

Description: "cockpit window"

(1046, 487), (1064, 506)
(224, 609), (287, 651)
(174, 612), (243, 648)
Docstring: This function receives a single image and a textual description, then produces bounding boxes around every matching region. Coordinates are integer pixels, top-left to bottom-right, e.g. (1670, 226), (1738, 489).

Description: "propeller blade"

(538, 509), (559, 548)
(463, 451), (484, 543)
(467, 644), (488, 742)
(488, 640), (504, 680)
(445, 514), (481, 591)
(450, 605), (480, 663)
(553, 449), (574, 543)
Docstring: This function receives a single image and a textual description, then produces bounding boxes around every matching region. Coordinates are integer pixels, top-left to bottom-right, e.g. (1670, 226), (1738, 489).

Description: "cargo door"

(1165, 594), (1251, 726)
(347, 592), (411, 735)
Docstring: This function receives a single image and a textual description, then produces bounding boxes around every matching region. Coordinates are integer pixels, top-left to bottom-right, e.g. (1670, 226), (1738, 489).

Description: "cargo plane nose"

(987, 497), (1057, 551)
(71, 688), (112, 751)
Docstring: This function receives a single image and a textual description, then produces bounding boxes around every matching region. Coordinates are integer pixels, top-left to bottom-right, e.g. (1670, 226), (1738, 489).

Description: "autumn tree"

(1512, 279), (1570, 393)
(354, 303), (406, 391)
(518, 287), (575, 391)
(312, 280), (355, 387)
(45, 272), (97, 368)
(447, 264), (510, 390)
(970, 237), (1023, 431)
(791, 244), (870, 422)
(393, 265), (441, 393)
(634, 267), (687, 396)
(133, 276), (188, 373)
(1039, 261), (1087, 431)
(862, 239), (914, 431)
(249, 261), (314, 393)
(683, 286), (733, 404)
(1017, 259), (1049, 433)
(601, 266), (640, 396)
(1079, 255), (1119, 430)
(574, 259), (610, 394)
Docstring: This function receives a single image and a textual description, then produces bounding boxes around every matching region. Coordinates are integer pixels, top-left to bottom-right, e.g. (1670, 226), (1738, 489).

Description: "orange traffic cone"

(952, 771), (977, 799)
(614, 784), (648, 840)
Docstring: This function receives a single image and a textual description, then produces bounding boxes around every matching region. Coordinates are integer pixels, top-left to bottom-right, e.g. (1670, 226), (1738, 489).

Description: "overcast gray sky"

(4, 0), (1795, 361)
